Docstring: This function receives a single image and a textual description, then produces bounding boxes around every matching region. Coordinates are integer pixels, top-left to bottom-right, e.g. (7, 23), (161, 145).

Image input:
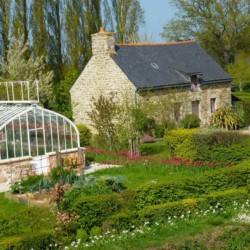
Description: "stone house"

(70, 28), (232, 128)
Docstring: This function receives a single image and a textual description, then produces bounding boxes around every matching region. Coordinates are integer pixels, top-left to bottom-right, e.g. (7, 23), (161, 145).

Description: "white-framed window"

(210, 98), (216, 113)
(192, 100), (200, 118)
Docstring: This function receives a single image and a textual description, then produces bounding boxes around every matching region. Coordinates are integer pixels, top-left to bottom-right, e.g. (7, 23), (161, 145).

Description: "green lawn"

(0, 193), (55, 241)
(89, 162), (224, 189)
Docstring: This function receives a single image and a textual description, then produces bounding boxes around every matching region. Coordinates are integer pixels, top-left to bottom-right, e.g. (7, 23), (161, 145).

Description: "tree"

(30, 0), (47, 58)
(12, 0), (29, 46)
(161, 0), (250, 67)
(46, 0), (64, 81)
(0, 0), (11, 61)
(103, 0), (144, 43)
(49, 69), (79, 119)
(0, 37), (54, 106)
(227, 52), (250, 91)
(87, 94), (118, 151)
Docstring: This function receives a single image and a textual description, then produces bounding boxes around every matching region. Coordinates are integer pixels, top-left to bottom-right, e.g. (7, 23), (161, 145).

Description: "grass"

(0, 193), (27, 216)
(0, 193), (56, 240)
(89, 162), (227, 189)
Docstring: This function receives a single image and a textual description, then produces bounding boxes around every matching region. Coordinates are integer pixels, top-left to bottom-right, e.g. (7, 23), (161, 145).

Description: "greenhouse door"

(30, 155), (49, 175)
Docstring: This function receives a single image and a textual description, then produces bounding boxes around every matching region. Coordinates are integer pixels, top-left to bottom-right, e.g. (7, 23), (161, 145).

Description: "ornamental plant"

(211, 106), (238, 130)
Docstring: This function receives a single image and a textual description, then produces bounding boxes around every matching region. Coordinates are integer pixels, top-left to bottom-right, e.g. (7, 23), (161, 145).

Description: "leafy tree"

(12, 0), (29, 47)
(0, 37), (54, 106)
(49, 69), (79, 119)
(103, 0), (144, 43)
(0, 0), (11, 61)
(161, 0), (250, 67)
(30, 0), (47, 58)
(227, 52), (250, 92)
(87, 94), (118, 151)
(46, 0), (64, 81)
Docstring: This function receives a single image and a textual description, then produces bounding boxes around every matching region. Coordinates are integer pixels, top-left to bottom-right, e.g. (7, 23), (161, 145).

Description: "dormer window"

(190, 74), (200, 91)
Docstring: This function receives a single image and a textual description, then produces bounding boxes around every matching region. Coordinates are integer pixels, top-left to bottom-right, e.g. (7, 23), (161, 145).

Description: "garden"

(1, 93), (250, 249)
(0, 125), (250, 249)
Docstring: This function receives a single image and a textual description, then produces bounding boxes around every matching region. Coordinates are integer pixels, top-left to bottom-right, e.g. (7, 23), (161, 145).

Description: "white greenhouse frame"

(0, 81), (80, 161)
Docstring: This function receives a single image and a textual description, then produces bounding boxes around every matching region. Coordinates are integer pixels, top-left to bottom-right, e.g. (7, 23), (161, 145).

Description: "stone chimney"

(91, 27), (115, 55)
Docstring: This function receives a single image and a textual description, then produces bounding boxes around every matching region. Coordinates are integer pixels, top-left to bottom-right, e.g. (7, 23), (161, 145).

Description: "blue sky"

(139, 0), (177, 43)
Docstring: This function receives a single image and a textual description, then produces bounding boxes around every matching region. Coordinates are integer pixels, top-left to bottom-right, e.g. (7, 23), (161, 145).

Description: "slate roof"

(112, 41), (232, 90)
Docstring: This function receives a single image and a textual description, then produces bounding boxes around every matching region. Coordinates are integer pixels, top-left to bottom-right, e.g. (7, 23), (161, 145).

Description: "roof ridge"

(115, 40), (196, 47)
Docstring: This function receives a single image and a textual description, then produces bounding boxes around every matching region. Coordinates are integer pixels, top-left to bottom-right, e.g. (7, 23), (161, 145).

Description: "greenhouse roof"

(0, 105), (34, 130)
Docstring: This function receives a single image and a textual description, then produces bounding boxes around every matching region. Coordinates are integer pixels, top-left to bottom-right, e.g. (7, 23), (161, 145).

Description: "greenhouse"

(0, 81), (80, 161)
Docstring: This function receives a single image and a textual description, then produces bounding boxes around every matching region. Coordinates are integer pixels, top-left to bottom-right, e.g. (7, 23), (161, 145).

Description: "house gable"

(70, 49), (135, 127)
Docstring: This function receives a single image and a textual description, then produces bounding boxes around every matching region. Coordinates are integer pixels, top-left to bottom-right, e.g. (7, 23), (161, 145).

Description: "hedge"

(66, 163), (250, 232)
(71, 193), (121, 232)
(0, 230), (54, 250)
(106, 188), (249, 231)
(164, 129), (250, 162)
(134, 164), (250, 208)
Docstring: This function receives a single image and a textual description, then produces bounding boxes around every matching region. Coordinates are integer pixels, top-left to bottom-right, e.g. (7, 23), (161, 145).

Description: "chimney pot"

(100, 27), (105, 33)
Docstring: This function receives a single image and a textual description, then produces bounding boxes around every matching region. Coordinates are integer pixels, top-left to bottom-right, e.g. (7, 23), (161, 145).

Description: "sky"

(139, 0), (177, 43)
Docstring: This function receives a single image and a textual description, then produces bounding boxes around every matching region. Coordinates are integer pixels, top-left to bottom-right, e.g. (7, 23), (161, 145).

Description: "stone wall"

(0, 148), (85, 184)
(138, 82), (231, 126)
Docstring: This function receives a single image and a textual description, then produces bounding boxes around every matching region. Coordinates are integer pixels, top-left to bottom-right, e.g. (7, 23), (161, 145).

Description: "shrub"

(76, 229), (88, 243)
(211, 106), (238, 130)
(180, 114), (201, 128)
(134, 164), (250, 209)
(71, 193), (121, 232)
(90, 226), (102, 237)
(0, 231), (54, 250)
(62, 175), (126, 209)
(76, 124), (92, 146)
(164, 128), (250, 162)
(242, 102), (250, 126)
(155, 120), (176, 138)
(164, 128), (200, 160)
(140, 189), (248, 224)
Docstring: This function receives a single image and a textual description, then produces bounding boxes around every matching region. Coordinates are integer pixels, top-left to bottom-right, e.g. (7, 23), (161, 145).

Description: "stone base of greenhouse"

(0, 148), (85, 184)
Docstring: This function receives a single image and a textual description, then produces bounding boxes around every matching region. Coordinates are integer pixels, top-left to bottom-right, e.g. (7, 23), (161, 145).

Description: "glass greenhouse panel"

(0, 105), (80, 161)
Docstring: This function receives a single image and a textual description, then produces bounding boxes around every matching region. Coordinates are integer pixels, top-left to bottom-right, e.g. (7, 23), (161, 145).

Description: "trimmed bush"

(134, 164), (250, 208)
(76, 124), (92, 146)
(164, 128), (201, 160)
(140, 189), (249, 224)
(71, 193), (121, 232)
(165, 128), (250, 162)
(180, 114), (201, 128)
(0, 231), (54, 250)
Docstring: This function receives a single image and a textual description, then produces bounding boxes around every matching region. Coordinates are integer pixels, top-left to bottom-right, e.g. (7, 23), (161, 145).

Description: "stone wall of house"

(0, 148), (85, 183)
(70, 31), (136, 130)
(138, 82), (232, 126)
